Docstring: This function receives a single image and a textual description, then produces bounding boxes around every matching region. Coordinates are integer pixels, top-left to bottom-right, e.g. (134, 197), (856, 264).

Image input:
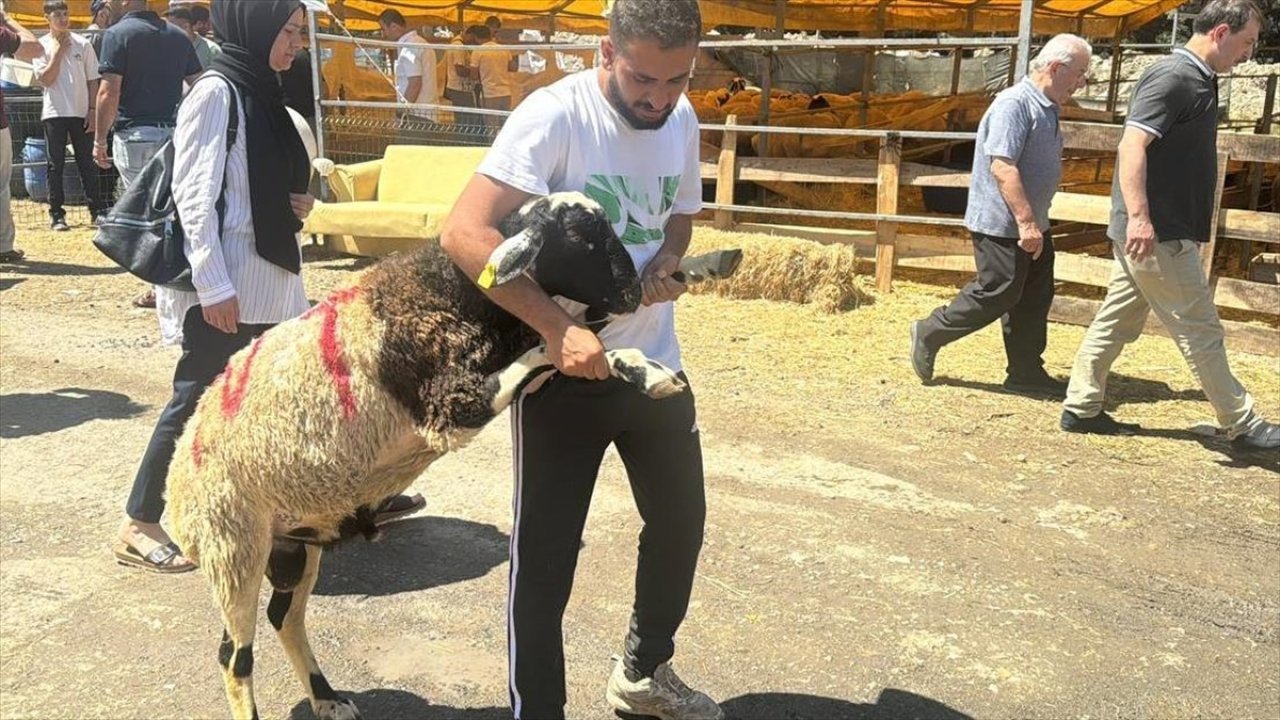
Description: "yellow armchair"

(303, 145), (490, 257)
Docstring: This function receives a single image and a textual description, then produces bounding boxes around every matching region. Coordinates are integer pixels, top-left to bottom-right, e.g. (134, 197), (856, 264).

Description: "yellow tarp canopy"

(7, 0), (1188, 39)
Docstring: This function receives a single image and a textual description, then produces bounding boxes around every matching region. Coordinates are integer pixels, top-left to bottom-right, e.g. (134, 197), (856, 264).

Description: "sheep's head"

(481, 192), (642, 316)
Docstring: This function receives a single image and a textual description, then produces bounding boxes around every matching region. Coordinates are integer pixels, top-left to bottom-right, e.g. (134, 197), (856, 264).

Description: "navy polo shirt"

(98, 10), (201, 131)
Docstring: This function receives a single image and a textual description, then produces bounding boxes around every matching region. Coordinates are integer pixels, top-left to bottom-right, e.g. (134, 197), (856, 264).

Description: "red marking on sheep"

(317, 287), (363, 420)
(192, 432), (205, 469)
(220, 336), (266, 419)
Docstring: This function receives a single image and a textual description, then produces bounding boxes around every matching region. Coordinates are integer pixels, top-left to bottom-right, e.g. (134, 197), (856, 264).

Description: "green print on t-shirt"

(585, 174), (681, 246)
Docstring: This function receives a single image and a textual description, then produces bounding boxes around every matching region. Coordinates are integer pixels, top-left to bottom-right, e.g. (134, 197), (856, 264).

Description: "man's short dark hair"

(471, 25), (492, 42)
(1193, 0), (1265, 35)
(43, 0), (68, 15)
(189, 5), (210, 23)
(608, 0), (701, 51)
(378, 9), (406, 27)
(165, 6), (195, 22)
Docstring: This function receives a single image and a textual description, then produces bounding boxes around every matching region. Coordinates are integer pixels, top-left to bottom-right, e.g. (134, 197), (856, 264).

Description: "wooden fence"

(702, 117), (1280, 356)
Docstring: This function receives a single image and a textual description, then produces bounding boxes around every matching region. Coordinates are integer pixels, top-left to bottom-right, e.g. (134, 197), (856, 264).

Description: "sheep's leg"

(209, 526), (272, 720)
(266, 540), (361, 720)
(484, 347), (685, 414)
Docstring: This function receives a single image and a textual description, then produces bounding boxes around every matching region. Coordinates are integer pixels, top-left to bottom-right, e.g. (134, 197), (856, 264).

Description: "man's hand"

(640, 251), (687, 306)
(83, 114), (95, 134)
(290, 193), (315, 221)
(1017, 220), (1044, 260)
(92, 141), (111, 169)
(51, 27), (70, 44)
(1125, 214), (1157, 262)
(547, 324), (609, 380)
(202, 297), (240, 334)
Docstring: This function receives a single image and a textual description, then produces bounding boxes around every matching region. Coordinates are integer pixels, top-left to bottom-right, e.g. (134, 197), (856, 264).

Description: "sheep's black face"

(510, 193), (642, 315)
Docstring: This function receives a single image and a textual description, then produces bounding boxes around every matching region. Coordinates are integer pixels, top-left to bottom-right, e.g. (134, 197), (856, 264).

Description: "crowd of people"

(0, 0), (1275, 718)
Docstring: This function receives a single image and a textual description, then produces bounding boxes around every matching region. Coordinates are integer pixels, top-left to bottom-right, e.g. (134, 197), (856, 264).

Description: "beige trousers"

(1063, 239), (1260, 437)
(0, 126), (14, 254)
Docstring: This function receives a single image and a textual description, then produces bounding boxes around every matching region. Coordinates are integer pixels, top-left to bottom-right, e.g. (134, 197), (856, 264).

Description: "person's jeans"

(112, 124), (173, 191)
(43, 117), (104, 220)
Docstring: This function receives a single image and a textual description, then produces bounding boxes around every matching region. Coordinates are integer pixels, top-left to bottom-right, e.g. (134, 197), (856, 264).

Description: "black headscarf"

(210, 0), (308, 275)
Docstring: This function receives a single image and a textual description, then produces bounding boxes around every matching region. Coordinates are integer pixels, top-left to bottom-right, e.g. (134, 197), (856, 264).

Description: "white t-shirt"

(477, 69), (703, 372)
(33, 33), (100, 120)
(394, 30), (438, 118)
(473, 41), (512, 99)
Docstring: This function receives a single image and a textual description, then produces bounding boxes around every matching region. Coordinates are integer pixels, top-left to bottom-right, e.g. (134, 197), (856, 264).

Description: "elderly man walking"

(910, 34), (1092, 397)
(1060, 0), (1277, 451)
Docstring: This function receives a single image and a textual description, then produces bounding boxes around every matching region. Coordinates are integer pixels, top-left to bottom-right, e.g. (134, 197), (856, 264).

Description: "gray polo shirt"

(1108, 49), (1218, 243)
(964, 78), (1063, 238)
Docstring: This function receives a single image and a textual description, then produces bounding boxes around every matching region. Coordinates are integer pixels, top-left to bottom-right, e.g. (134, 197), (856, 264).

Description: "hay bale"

(689, 228), (873, 312)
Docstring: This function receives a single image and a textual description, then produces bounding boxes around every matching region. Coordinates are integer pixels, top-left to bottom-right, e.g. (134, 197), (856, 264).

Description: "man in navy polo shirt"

(910, 34), (1092, 397)
(1061, 0), (1277, 451)
(91, 0), (201, 189)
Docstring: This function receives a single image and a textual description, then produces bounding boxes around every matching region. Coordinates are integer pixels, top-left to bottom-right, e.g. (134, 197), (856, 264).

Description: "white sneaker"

(605, 659), (723, 720)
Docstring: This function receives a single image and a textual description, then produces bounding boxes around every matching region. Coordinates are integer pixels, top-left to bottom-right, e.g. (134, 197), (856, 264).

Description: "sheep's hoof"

(314, 697), (361, 720)
(607, 350), (686, 399)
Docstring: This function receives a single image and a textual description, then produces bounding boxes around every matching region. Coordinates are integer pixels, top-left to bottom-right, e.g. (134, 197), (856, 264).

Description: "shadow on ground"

(314, 515), (509, 597)
(717, 689), (973, 720)
(1137, 426), (1280, 473)
(0, 387), (147, 438)
(0, 259), (125, 277)
(288, 689), (507, 719)
(932, 372), (1205, 406)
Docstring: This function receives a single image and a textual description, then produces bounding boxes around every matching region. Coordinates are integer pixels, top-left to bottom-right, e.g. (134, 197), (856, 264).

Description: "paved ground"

(1, 229), (1277, 719)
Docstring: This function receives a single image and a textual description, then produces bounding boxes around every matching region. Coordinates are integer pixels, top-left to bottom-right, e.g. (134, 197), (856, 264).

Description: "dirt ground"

(1, 212), (1277, 720)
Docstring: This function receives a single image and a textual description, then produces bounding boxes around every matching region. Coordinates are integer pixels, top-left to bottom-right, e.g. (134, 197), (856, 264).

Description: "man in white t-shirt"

(33, 0), (103, 229)
(378, 9), (437, 122)
(440, 2), (721, 719)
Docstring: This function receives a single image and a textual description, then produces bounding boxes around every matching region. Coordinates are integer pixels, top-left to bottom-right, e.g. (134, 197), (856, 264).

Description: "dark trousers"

(508, 374), (706, 720)
(126, 307), (272, 523)
(917, 231), (1056, 378)
(42, 117), (103, 219)
(99, 129), (118, 209)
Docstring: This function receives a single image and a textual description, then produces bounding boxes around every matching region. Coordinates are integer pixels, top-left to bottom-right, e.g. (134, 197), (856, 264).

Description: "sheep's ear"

(476, 227), (542, 289)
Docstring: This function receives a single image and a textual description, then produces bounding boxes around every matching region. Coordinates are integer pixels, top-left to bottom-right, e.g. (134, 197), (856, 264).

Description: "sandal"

(131, 291), (156, 308)
(374, 493), (426, 526)
(0, 249), (25, 264)
(113, 541), (196, 574)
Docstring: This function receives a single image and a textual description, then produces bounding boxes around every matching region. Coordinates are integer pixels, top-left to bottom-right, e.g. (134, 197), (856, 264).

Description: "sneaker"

(1232, 421), (1280, 451)
(1060, 410), (1141, 436)
(1003, 371), (1068, 398)
(50, 218), (70, 232)
(909, 320), (936, 383)
(606, 660), (723, 720)
(0, 249), (25, 263)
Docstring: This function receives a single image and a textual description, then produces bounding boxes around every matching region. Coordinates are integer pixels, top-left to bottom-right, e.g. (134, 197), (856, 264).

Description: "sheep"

(165, 192), (695, 720)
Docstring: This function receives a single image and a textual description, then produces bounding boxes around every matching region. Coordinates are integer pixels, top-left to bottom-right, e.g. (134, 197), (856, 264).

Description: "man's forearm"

(36, 46), (67, 87)
(404, 77), (423, 105)
(659, 214), (694, 258)
(991, 161), (1037, 226)
(1117, 139), (1150, 221)
(94, 85), (119, 144)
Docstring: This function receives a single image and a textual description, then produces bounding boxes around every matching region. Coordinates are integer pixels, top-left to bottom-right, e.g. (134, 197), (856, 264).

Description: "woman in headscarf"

(114, 1), (422, 573)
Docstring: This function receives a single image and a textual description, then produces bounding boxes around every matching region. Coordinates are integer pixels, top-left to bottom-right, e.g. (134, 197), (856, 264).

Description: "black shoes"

(1003, 371), (1069, 398)
(909, 321), (936, 383)
(50, 217), (70, 232)
(1060, 410), (1141, 436)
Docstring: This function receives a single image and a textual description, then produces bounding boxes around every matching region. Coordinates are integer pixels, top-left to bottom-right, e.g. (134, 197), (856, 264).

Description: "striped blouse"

(156, 72), (309, 345)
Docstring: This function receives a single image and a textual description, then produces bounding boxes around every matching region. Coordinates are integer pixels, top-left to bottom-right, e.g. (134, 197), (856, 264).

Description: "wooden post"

(875, 134), (902, 292)
(1202, 151), (1231, 280)
(1105, 40), (1123, 113)
(714, 114), (739, 231)
(1241, 74), (1276, 270)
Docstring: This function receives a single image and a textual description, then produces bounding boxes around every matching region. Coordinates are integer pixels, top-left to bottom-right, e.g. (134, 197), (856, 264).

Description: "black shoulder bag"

(92, 75), (240, 292)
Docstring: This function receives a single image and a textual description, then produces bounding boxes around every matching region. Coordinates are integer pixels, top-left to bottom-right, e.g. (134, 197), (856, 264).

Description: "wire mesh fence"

(5, 94), (115, 230)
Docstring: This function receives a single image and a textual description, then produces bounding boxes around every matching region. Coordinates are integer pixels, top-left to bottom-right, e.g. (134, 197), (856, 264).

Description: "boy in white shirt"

(33, 0), (103, 229)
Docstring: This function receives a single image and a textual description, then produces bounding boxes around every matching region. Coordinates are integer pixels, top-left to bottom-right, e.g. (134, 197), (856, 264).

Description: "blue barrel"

(21, 136), (90, 206)
(22, 136), (48, 202)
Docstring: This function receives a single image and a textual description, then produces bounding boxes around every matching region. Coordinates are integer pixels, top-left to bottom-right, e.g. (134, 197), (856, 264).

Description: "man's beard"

(606, 73), (673, 131)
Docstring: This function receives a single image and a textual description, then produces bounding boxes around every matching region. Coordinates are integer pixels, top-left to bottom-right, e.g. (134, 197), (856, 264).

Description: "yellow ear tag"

(477, 264), (498, 289)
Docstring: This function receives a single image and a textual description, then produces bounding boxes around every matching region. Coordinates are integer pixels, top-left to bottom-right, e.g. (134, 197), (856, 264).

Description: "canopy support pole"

(307, 7), (327, 200)
(1015, 0), (1033, 81)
